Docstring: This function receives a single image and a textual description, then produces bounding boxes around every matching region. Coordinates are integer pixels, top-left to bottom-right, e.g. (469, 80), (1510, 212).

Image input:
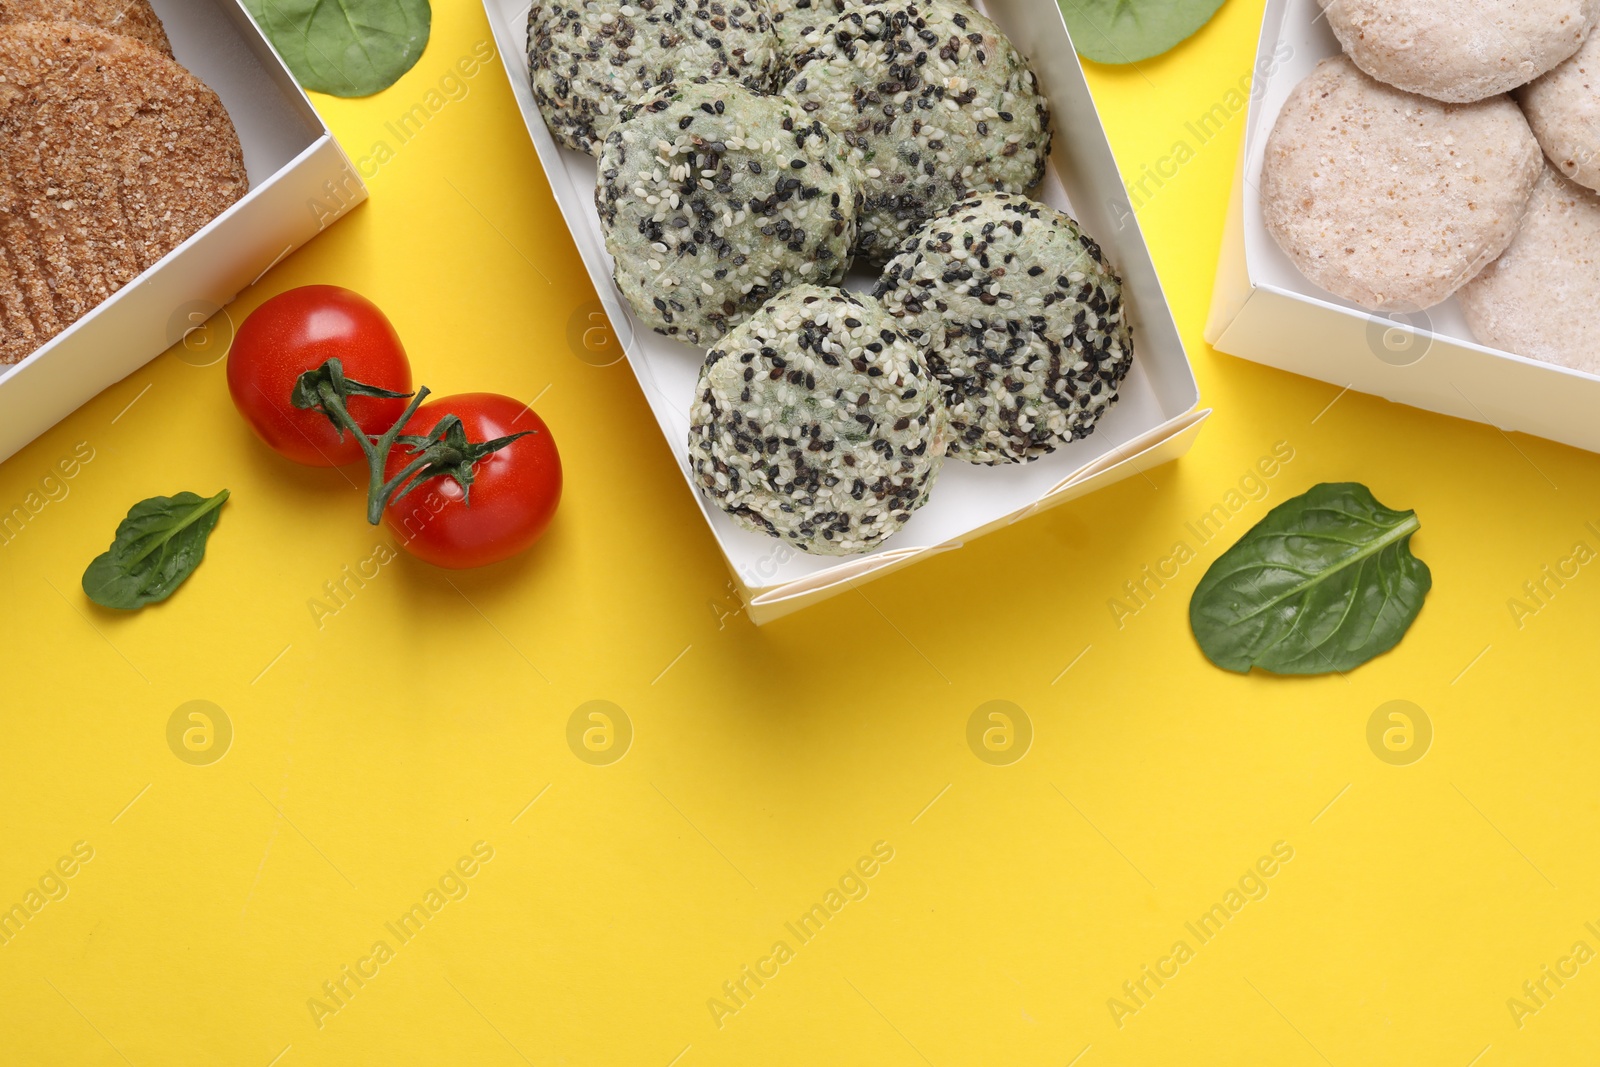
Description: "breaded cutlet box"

(0, 0), (367, 464)
(494, 0), (1205, 623)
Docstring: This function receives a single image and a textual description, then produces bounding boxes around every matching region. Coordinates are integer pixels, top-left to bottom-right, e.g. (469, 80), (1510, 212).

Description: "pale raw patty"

(1318, 0), (1599, 103)
(1520, 30), (1600, 191)
(597, 81), (860, 347)
(688, 284), (949, 555)
(781, 0), (1049, 263)
(1261, 55), (1543, 311)
(875, 192), (1132, 464)
(527, 0), (779, 156)
(1459, 166), (1600, 374)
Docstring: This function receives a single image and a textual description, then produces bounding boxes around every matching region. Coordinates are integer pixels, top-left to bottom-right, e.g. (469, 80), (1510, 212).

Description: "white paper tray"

(1207, 0), (1600, 455)
(488, 0), (1205, 622)
(0, 0), (367, 465)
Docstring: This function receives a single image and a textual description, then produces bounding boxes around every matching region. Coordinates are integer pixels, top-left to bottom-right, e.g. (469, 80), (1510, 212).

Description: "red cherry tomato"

(227, 285), (413, 467)
(383, 394), (562, 569)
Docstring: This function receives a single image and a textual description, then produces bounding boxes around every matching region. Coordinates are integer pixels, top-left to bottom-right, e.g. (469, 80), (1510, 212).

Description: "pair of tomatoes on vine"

(227, 285), (561, 569)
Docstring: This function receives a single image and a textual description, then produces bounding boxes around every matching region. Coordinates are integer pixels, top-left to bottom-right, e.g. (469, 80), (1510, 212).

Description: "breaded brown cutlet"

(0, 21), (247, 365)
(0, 0), (172, 54)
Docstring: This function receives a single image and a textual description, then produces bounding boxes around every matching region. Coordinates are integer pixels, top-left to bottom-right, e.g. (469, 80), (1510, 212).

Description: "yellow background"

(3, 1), (1598, 1063)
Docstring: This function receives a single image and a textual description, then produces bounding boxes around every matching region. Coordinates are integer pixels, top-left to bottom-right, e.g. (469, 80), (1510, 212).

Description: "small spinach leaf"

(1188, 483), (1431, 675)
(83, 491), (231, 611)
(1059, 0), (1227, 65)
(243, 0), (431, 97)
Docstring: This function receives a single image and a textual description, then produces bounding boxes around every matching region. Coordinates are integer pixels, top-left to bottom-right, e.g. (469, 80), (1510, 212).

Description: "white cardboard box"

(0, 0), (367, 465)
(488, 0), (1206, 623)
(1207, 0), (1600, 454)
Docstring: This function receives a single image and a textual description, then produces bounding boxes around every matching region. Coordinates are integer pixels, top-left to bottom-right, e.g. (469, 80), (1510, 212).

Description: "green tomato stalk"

(290, 359), (532, 524)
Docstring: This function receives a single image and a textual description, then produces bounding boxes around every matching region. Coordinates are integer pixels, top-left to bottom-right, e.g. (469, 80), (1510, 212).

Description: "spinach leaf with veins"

(243, 0), (431, 97)
(1189, 483), (1432, 675)
(1060, 0), (1227, 64)
(82, 491), (230, 611)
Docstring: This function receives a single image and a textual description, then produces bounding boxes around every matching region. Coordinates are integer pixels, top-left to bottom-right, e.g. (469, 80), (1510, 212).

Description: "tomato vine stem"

(292, 359), (533, 525)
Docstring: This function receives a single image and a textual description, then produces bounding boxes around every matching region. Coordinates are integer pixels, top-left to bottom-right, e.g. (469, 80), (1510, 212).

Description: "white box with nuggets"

(489, 0), (1205, 624)
(1208, 0), (1600, 456)
(0, 0), (366, 464)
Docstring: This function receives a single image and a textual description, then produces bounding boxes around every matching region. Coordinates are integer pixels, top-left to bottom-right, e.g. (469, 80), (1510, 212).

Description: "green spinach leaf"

(1059, 0), (1227, 65)
(83, 491), (231, 611)
(1189, 483), (1431, 675)
(243, 0), (431, 97)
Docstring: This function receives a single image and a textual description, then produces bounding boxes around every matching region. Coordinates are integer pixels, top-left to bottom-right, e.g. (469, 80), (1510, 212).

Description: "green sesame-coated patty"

(598, 81), (861, 347)
(875, 192), (1133, 464)
(781, 0), (1049, 262)
(689, 284), (950, 555)
(769, 0), (847, 55)
(527, 0), (780, 156)
(769, 0), (973, 74)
